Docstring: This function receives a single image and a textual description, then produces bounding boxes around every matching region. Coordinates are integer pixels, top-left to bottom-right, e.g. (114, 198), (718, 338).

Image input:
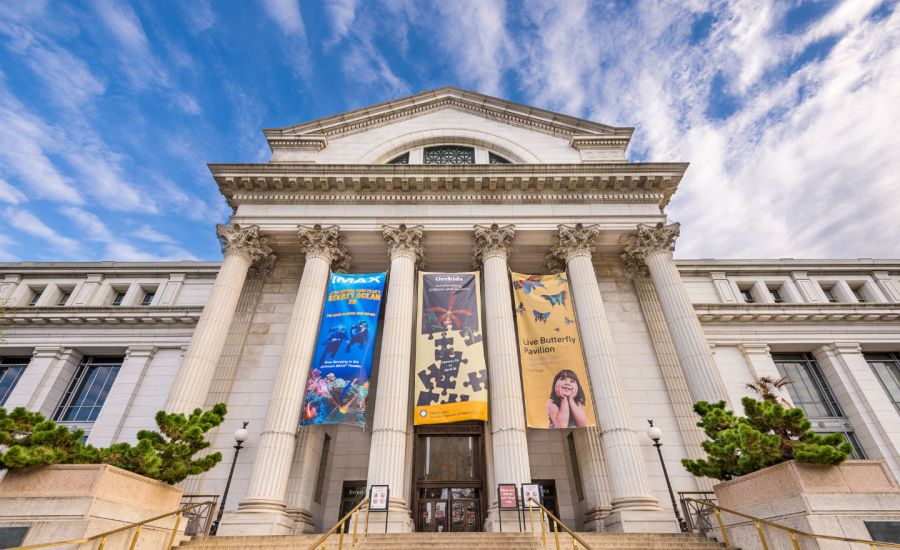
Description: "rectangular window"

(769, 287), (785, 303)
(314, 434), (332, 504)
(111, 291), (127, 306)
(739, 288), (755, 303)
(850, 285), (867, 303)
(141, 291), (155, 306)
(566, 432), (585, 502)
(28, 289), (42, 306)
(0, 357), (29, 405)
(57, 291), (72, 306)
(820, 432), (867, 460)
(773, 353), (843, 418)
(865, 352), (900, 413)
(822, 285), (838, 303)
(53, 356), (123, 423)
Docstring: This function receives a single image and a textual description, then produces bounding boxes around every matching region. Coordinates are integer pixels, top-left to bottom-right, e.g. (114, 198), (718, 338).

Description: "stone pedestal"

(0, 464), (184, 549)
(714, 460), (900, 549)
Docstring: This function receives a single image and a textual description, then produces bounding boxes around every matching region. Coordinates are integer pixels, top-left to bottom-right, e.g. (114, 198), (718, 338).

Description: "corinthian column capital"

(546, 223), (602, 270)
(473, 223), (515, 266)
(298, 224), (351, 272)
(382, 224), (425, 268)
(216, 224), (274, 264)
(622, 222), (680, 262)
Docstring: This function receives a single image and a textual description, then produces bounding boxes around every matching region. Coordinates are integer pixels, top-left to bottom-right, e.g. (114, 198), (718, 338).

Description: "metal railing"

(9, 500), (213, 550)
(179, 494), (219, 537)
(308, 498), (370, 550)
(526, 498), (593, 550)
(678, 491), (717, 535)
(685, 498), (900, 550)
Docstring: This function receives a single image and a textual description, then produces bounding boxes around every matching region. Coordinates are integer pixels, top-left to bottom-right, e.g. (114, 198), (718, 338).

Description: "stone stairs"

(177, 532), (728, 549)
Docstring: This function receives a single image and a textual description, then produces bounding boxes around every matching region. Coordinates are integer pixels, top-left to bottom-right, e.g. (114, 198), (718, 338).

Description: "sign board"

(498, 484), (518, 510)
(369, 485), (390, 511)
(522, 483), (541, 508)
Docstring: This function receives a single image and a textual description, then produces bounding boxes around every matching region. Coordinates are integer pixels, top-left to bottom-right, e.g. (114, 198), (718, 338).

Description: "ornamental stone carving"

(216, 224), (274, 264)
(546, 223), (602, 270)
(382, 224), (425, 268)
(298, 224), (351, 272)
(473, 224), (515, 266)
(620, 222), (680, 273)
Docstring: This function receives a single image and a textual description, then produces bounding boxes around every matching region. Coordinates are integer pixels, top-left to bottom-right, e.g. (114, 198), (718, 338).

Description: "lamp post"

(209, 421), (249, 536)
(646, 419), (688, 532)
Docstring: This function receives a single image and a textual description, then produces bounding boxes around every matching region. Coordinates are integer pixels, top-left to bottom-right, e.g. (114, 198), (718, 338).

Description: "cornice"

(1, 306), (204, 326)
(676, 260), (900, 274)
(694, 303), (900, 323)
(263, 87), (632, 143)
(211, 162), (686, 210)
(0, 263), (221, 277)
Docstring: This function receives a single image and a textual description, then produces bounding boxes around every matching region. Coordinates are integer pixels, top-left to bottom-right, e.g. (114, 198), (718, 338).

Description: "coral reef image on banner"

(511, 272), (596, 429)
(414, 272), (488, 425)
(301, 272), (386, 427)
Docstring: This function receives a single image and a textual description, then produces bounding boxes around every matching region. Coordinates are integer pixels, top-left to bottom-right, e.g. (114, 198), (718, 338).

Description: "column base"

(287, 508), (316, 534)
(483, 506), (527, 532)
(601, 508), (680, 533)
(215, 508), (294, 536)
(610, 495), (663, 511)
(370, 498), (414, 533)
(581, 504), (612, 531)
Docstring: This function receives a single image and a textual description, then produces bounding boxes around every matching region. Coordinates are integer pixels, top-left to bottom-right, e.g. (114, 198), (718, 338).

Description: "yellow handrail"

(10, 500), (214, 550)
(686, 498), (900, 549)
(308, 498), (370, 550)
(527, 498), (593, 550)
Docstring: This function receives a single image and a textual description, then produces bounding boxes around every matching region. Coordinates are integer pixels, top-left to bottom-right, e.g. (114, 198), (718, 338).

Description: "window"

(57, 291), (71, 306)
(28, 289), (42, 306)
(53, 356), (123, 423)
(850, 285), (867, 303)
(739, 288), (755, 303)
(0, 357), (29, 405)
(424, 146), (475, 165)
(865, 352), (900, 413)
(822, 285), (838, 303)
(387, 152), (409, 164)
(141, 291), (155, 306)
(111, 291), (127, 306)
(820, 432), (867, 460)
(769, 286), (785, 304)
(773, 353), (842, 417)
(488, 152), (510, 164)
(314, 433), (331, 504)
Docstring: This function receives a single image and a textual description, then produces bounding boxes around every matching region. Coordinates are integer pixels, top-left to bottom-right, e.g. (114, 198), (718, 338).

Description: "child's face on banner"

(555, 375), (578, 398)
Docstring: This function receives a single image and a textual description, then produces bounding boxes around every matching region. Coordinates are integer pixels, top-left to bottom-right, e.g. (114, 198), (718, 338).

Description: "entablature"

(1, 306), (203, 326)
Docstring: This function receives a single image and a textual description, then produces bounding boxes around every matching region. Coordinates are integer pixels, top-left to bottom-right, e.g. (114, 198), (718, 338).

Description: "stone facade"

(1, 88), (899, 538)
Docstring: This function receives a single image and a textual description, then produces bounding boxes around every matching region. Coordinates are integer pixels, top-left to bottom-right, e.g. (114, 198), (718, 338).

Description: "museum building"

(1, 88), (899, 536)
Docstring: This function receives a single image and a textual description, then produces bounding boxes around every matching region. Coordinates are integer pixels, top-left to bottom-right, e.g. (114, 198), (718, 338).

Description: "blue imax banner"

(301, 272), (386, 427)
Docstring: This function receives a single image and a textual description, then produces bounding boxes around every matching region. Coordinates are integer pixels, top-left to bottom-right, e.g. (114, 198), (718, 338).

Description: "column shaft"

(285, 426), (326, 533)
(567, 253), (658, 510)
(240, 253), (331, 510)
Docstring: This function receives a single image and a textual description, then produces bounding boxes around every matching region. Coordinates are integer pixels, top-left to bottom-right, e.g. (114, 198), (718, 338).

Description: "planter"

(0, 464), (185, 549)
(712, 460), (900, 549)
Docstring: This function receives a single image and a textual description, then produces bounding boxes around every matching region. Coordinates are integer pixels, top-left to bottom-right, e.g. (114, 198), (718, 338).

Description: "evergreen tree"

(682, 397), (852, 481)
(0, 407), (98, 469)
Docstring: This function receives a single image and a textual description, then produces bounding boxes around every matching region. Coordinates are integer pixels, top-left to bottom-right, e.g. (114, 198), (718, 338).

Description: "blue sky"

(0, 0), (897, 262)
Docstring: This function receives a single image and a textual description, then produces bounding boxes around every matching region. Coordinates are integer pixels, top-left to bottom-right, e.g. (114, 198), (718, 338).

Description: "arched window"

(424, 146), (475, 165)
(387, 152), (409, 164)
(488, 153), (510, 164)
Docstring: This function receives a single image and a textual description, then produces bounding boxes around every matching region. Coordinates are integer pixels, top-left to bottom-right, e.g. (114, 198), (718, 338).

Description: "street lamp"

(646, 419), (688, 532)
(209, 421), (249, 536)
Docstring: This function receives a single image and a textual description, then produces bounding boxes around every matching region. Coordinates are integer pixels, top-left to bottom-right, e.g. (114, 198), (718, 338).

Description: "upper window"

(28, 289), (42, 306)
(424, 146), (475, 165)
(769, 286), (785, 304)
(489, 152), (511, 164)
(57, 291), (72, 306)
(0, 357), (29, 405)
(822, 285), (838, 303)
(387, 152), (409, 164)
(739, 288), (755, 303)
(111, 291), (127, 306)
(865, 352), (900, 413)
(850, 285), (867, 303)
(53, 356), (123, 423)
(141, 291), (155, 306)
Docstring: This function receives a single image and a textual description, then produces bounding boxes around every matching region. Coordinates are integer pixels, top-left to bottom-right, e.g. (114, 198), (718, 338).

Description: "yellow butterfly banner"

(511, 272), (596, 429)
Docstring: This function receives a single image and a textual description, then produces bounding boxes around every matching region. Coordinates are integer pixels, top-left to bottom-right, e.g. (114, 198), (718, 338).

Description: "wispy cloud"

(5, 207), (82, 256)
(261, 0), (312, 79)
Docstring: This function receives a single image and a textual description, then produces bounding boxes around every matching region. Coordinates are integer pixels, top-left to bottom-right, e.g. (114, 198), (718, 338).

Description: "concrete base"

(602, 509), (681, 533)
(581, 504), (612, 531)
(370, 499), (414, 533)
(287, 508), (316, 534)
(215, 509), (294, 536)
(483, 507), (528, 533)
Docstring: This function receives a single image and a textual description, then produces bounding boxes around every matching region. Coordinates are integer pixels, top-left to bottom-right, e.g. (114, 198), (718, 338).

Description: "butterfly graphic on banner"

(533, 310), (551, 323)
(513, 275), (544, 294)
(541, 291), (567, 307)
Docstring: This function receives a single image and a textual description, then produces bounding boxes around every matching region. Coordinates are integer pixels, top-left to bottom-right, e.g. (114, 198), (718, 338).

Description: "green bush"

(682, 397), (852, 481)
(0, 404), (227, 484)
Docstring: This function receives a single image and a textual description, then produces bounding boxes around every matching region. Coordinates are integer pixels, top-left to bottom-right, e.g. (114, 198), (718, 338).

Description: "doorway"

(413, 423), (485, 532)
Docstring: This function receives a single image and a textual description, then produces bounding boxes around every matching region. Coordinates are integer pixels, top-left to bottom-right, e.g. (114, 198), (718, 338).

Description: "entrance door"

(413, 424), (485, 532)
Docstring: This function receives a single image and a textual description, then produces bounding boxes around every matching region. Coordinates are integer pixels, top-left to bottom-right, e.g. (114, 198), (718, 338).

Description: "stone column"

(365, 225), (423, 532)
(572, 427), (612, 530)
(622, 223), (729, 405)
(221, 225), (348, 536)
(285, 426), (327, 533)
(549, 224), (669, 533)
(474, 224), (531, 532)
(166, 224), (273, 414)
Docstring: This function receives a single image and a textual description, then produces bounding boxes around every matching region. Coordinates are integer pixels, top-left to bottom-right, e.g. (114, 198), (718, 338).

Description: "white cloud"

(260, 0), (312, 79)
(26, 45), (107, 109)
(325, 0), (357, 46)
(132, 224), (176, 245)
(5, 207), (82, 254)
(0, 178), (27, 204)
(180, 0), (216, 33)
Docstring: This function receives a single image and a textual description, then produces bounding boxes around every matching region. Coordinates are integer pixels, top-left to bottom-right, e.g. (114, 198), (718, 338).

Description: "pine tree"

(0, 407), (99, 469)
(682, 397), (852, 481)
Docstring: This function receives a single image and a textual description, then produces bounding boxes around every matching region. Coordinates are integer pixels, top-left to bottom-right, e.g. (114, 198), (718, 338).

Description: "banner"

(301, 272), (386, 427)
(414, 272), (489, 424)
(511, 272), (596, 429)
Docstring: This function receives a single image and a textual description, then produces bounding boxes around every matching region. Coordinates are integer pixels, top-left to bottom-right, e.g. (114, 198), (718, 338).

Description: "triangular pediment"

(263, 87), (633, 143)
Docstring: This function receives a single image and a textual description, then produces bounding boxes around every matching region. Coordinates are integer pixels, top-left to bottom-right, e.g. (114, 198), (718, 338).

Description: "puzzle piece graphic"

(463, 369), (488, 392)
(418, 363), (443, 390)
(442, 393), (471, 404)
(417, 390), (440, 406)
(433, 334), (457, 362)
(462, 327), (483, 346)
